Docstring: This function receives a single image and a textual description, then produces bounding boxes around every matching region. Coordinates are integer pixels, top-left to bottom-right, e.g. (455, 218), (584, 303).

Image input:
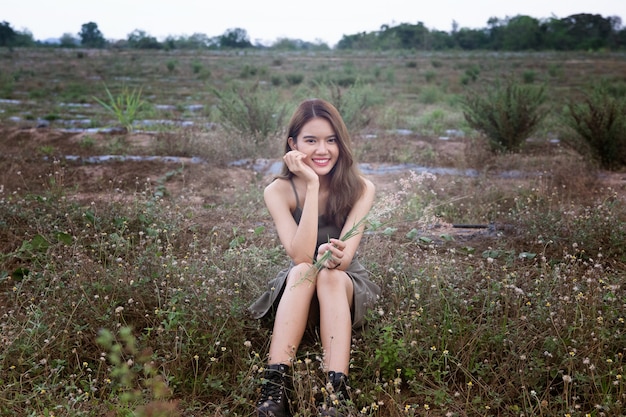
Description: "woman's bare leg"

(268, 263), (317, 364)
(316, 269), (354, 374)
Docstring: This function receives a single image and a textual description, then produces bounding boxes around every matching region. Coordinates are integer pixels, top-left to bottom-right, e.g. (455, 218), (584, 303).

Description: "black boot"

(257, 364), (292, 417)
(319, 371), (351, 417)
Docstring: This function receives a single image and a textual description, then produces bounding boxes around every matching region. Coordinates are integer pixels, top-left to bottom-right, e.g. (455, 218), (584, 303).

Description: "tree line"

(1, 13), (624, 51)
(338, 14), (625, 51)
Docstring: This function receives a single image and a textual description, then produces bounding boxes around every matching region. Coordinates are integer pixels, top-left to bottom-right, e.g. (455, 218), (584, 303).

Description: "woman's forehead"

(300, 117), (334, 136)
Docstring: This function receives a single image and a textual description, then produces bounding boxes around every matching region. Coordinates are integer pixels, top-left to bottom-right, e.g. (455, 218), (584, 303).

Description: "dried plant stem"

(294, 216), (368, 287)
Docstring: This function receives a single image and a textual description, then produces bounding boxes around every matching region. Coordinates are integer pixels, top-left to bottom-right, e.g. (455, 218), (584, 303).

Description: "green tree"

(544, 13), (614, 50)
(163, 33), (215, 50)
(60, 33), (79, 48)
(567, 13), (613, 49)
(429, 30), (455, 50)
(453, 27), (489, 49)
(337, 31), (378, 49)
(12, 29), (34, 47)
(127, 30), (162, 49)
(219, 28), (252, 48)
(0, 21), (17, 47)
(501, 15), (543, 50)
(79, 22), (106, 48)
(377, 22), (430, 49)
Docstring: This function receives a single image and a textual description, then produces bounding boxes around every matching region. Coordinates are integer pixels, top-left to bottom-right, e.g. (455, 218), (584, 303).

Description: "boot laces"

(259, 373), (285, 404)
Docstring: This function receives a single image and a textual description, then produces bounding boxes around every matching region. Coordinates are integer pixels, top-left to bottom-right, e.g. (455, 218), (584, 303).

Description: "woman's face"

(289, 117), (339, 176)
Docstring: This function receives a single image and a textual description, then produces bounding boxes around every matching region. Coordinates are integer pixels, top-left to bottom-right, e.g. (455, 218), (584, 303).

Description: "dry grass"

(0, 49), (625, 417)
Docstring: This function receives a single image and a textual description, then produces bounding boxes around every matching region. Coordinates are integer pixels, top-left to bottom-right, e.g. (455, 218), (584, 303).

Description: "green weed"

(93, 84), (146, 132)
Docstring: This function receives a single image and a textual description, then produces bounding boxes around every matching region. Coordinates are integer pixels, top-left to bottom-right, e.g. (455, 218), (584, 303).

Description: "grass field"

(0, 48), (625, 416)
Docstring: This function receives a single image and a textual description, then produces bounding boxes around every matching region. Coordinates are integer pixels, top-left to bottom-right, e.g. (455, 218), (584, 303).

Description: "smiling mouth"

(312, 158), (330, 165)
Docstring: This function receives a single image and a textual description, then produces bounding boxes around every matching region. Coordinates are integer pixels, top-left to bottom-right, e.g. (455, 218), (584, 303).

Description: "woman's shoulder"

(264, 178), (297, 208)
(264, 177), (290, 194)
(360, 176), (376, 194)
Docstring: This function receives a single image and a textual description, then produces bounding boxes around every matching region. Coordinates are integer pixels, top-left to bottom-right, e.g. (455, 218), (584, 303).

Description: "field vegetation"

(0, 48), (625, 416)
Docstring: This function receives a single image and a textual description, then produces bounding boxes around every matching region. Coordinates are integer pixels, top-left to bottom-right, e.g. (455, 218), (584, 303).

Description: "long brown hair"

(277, 98), (365, 229)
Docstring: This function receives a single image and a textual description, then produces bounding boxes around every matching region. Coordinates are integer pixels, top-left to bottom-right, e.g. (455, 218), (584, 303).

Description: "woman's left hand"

(317, 238), (346, 270)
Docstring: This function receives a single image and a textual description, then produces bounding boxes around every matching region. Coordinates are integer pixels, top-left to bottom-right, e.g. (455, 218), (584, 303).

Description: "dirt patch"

(0, 125), (428, 201)
(2, 125), (625, 243)
(0, 126), (256, 204)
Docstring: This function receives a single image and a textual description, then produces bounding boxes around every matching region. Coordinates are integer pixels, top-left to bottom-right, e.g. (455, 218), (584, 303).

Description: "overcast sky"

(4, 0), (624, 46)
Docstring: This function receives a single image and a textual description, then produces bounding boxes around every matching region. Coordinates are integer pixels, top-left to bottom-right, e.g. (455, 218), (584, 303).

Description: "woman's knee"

(316, 269), (350, 293)
(285, 263), (317, 288)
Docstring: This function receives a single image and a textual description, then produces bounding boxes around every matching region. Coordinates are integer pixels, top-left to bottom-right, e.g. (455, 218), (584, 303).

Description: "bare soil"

(2, 125), (625, 245)
(0, 125), (442, 203)
(0, 126), (255, 204)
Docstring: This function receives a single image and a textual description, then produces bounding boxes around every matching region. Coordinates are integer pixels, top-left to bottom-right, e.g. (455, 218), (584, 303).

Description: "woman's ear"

(288, 137), (297, 151)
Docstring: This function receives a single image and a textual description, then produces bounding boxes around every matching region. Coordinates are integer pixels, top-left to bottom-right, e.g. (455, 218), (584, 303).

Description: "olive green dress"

(248, 180), (380, 329)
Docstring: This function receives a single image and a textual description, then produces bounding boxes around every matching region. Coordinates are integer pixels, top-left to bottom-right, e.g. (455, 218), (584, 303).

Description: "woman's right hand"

(283, 150), (318, 184)
(317, 238), (345, 269)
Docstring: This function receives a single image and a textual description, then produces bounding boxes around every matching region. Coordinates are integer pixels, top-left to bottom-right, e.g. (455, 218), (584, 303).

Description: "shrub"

(191, 60), (203, 74)
(285, 72), (304, 86)
(522, 70), (536, 84)
(562, 82), (626, 170)
(270, 75), (283, 86)
(239, 64), (267, 78)
(424, 70), (436, 83)
(460, 65), (480, 85)
(166, 59), (177, 73)
(312, 80), (380, 132)
(212, 83), (288, 147)
(461, 79), (547, 152)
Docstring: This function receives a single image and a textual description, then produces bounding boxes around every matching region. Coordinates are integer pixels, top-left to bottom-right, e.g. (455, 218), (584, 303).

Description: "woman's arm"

(317, 178), (375, 270)
(264, 178), (319, 264)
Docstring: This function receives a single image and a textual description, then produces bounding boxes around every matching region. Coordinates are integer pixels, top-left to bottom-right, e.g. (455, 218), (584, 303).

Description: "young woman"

(248, 98), (381, 416)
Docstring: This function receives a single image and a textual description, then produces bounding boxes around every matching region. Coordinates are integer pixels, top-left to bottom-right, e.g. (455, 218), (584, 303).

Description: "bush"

(312, 80), (380, 133)
(562, 82), (626, 170)
(212, 83), (288, 147)
(461, 79), (547, 152)
(285, 72), (304, 86)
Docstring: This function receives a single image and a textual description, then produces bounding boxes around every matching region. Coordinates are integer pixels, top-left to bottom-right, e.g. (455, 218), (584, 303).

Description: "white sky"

(4, 0), (624, 46)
